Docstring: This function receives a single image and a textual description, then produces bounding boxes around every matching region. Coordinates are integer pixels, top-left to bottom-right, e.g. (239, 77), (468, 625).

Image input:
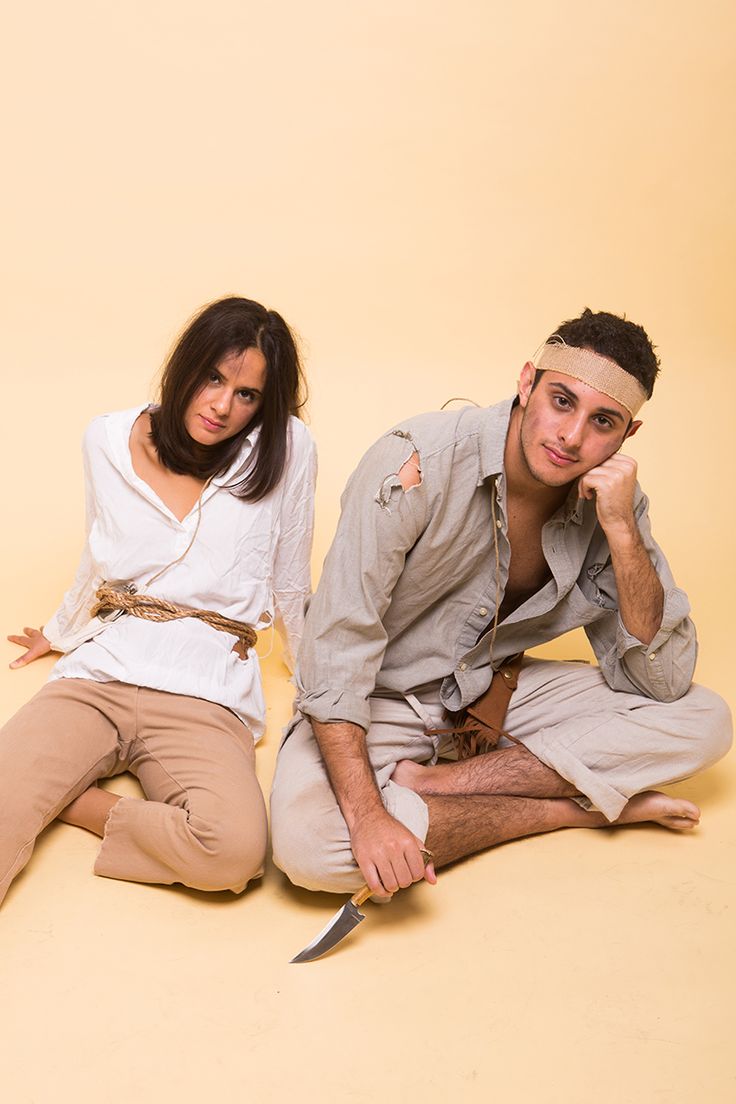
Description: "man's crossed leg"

(271, 659), (731, 894)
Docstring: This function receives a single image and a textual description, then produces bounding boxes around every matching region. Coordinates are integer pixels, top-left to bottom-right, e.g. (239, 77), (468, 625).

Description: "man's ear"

(517, 361), (536, 408)
(624, 419), (643, 441)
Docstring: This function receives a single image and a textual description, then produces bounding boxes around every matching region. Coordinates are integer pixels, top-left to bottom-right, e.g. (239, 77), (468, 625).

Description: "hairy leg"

(392, 744), (577, 798)
(57, 785), (124, 837)
(425, 791), (700, 868)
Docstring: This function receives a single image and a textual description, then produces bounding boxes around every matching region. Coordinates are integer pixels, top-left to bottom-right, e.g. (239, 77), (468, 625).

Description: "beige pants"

(0, 679), (268, 906)
(271, 659), (732, 893)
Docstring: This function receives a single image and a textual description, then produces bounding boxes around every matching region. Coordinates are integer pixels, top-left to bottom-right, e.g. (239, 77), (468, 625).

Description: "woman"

(1, 296), (316, 905)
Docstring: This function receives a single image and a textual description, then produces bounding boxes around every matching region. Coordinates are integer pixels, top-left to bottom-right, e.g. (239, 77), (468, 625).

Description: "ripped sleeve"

(295, 429), (428, 731)
(375, 430), (422, 507)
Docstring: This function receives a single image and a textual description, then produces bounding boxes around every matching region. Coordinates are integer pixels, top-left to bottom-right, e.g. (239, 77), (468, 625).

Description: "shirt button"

(458, 662), (467, 672)
(478, 607), (488, 617)
(648, 652), (657, 661)
(495, 519), (502, 529)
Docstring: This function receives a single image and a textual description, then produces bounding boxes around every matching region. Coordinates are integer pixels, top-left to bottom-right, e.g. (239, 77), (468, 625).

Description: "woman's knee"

(186, 814), (268, 893)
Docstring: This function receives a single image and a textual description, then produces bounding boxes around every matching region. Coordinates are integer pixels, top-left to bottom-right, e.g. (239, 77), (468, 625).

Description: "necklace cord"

(490, 480), (501, 661)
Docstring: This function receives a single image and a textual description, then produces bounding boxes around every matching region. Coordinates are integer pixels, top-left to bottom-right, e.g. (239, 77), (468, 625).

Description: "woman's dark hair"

(149, 297), (306, 501)
(550, 308), (660, 398)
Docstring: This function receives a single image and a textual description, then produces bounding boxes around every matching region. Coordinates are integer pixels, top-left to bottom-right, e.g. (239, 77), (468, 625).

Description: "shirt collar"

(212, 422), (261, 487)
(477, 398), (516, 484)
(104, 404), (152, 473)
(563, 488), (585, 525)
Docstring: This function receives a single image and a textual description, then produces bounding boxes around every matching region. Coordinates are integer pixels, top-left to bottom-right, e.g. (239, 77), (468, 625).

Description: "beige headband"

(534, 339), (648, 418)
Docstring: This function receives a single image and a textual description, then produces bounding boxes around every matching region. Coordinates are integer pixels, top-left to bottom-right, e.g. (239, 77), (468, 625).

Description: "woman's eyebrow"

(218, 371), (263, 397)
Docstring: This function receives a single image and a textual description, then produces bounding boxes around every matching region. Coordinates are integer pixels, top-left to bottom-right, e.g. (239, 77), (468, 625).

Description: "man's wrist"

(344, 797), (388, 833)
(604, 518), (641, 553)
(310, 718), (386, 833)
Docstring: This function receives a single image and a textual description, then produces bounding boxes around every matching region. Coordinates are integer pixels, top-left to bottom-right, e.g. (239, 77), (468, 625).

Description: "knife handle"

(350, 848), (433, 908)
(351, 884), (373, 907)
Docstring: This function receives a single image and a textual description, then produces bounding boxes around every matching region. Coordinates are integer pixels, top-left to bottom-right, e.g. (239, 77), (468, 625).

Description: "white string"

(255, 620), (276, 661)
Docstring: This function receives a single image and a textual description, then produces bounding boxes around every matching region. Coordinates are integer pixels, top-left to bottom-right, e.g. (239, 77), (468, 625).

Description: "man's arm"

(297, 436), (435, 894)
(579, 454), (663, 644)
(311, 719), (436, 896)
(579, 454), (697, 701)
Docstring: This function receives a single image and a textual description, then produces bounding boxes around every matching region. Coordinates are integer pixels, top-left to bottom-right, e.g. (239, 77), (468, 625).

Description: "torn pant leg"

(503, 659), (733, 821)
(94, 686), (267, 893)
(0, 678), (122, 907)
(271, 691), (444, 894)
(0, 679), (268, 907)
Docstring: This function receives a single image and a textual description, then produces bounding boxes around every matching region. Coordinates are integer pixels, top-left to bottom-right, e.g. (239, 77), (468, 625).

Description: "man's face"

(516, 364), (640, 487)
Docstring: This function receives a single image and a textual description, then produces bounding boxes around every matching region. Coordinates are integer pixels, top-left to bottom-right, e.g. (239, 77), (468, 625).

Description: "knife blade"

(290, 848), (433, 963)
(290, 883), (373, 963)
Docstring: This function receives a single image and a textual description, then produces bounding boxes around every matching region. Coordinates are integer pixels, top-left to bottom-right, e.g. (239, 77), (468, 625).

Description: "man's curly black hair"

(549, 308), (660, 399)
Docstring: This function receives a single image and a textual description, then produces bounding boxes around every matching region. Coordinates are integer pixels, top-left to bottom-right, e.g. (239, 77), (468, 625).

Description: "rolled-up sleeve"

(585, 494), (697, 702)
(296, 431), (427, 731)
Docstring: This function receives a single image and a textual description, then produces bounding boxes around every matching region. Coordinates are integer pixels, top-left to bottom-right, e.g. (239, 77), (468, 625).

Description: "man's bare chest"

(498, 506), (553, 619)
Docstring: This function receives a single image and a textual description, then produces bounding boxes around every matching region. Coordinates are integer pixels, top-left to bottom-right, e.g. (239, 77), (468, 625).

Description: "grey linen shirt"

(296, 399), (697, 733)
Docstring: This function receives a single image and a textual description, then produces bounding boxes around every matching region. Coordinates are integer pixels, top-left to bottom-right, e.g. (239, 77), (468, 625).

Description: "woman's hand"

(7, 627), (51, 668)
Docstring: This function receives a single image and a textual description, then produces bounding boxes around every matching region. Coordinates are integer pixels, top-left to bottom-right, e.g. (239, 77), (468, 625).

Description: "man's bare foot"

(391, 759), (434, 794)
(612, 791), (700, 831)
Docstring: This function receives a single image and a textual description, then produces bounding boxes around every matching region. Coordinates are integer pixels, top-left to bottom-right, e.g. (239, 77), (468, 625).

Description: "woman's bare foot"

(58, 786), (123, 837)
(612, 790), (700, 831)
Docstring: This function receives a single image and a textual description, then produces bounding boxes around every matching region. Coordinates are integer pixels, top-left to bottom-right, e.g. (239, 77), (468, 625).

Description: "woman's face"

(184, 347), (267, 446)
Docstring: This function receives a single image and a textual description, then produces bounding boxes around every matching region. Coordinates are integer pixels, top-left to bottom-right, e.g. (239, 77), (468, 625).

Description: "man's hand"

(311, 718), (437, 897)
(577, 454), (638, 539)
(579, 453), (664, 644)
(350, 806), (437, 897)
(8, 626), (51, 668)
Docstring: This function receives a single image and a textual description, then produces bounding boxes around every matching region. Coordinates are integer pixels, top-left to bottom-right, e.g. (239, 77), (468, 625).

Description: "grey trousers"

(0, 679), (268, 907)
(270, 659), (732, 893)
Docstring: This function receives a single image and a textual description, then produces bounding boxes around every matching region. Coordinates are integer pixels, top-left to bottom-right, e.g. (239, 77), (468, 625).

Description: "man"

(271, 309), (732, 899)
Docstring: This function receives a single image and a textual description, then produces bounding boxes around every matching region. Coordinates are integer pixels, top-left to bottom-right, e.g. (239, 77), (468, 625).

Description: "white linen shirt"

(45, 405), (317, 740)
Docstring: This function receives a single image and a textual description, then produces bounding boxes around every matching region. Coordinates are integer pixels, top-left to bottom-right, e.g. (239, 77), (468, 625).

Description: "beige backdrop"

(1, 2), (734, 1102)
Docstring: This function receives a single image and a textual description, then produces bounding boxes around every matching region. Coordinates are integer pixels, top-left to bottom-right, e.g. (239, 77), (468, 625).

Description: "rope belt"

(90, 582), (258, 659)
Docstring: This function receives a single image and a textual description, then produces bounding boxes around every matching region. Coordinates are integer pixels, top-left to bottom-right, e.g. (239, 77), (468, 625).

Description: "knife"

(290, 848), (433, 963)
(290, 883), (373, 963)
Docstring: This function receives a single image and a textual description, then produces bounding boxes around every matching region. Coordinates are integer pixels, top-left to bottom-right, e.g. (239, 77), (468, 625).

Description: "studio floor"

(1, 643), (733, 1104)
